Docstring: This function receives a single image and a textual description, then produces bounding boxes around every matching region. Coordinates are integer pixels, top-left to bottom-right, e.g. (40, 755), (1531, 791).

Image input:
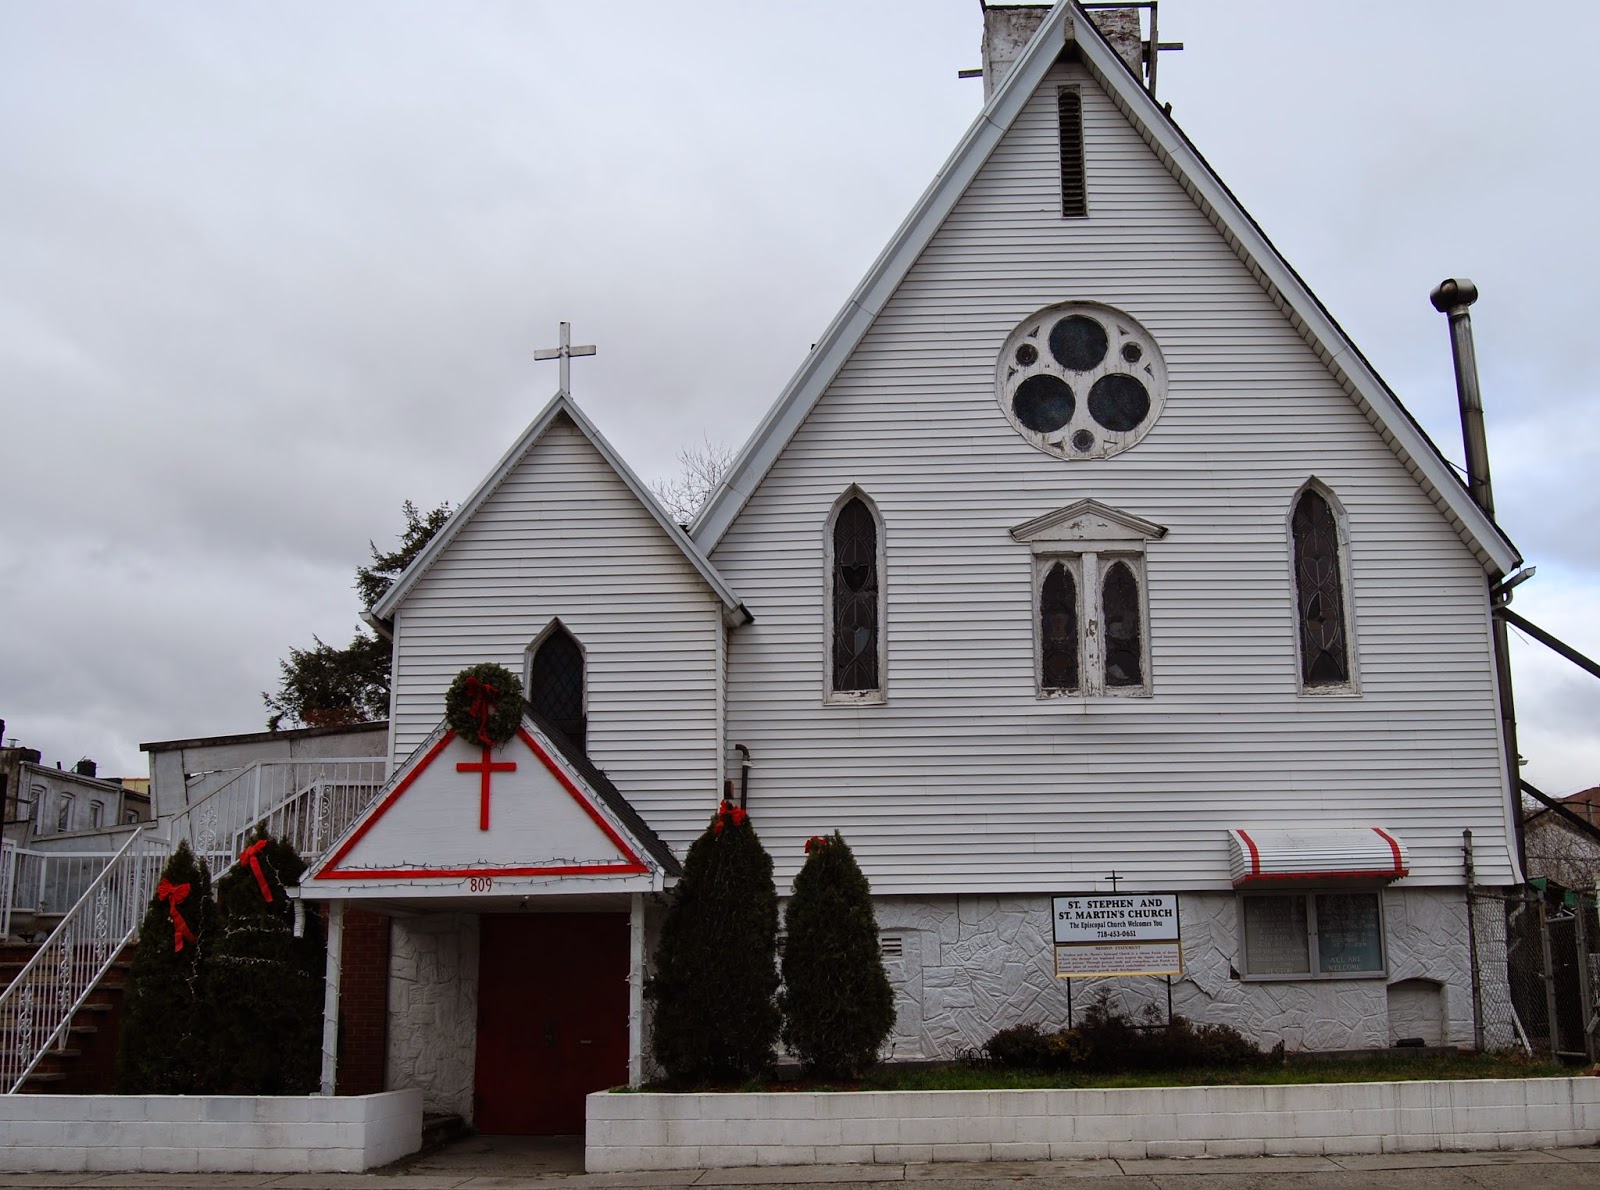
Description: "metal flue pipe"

(1430, 278), (1524, 874)
(1429, 278), (1495, 518)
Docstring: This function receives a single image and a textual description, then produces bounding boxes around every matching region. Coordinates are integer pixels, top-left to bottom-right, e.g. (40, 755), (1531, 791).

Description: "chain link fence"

(1468, 859), (1600, 1059)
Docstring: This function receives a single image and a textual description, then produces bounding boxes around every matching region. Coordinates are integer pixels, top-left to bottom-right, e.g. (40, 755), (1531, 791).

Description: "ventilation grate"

(1058, 88), (1087, 218)
(880, 933), (904, 960)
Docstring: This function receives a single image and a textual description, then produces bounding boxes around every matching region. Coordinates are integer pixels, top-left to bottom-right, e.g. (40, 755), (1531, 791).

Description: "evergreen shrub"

(779, 832), (896, 1079)
(117, 840), (218, 1093)
(206, 832), (326, 1093)
(645, 801), (780, 1083)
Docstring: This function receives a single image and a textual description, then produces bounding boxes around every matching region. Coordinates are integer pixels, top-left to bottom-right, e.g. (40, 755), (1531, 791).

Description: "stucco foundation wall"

(386, 913), (478, 1120)
(874, 887), (1473, 1059)
(587, 1079), (1600, 1171)
(0, 1090), (421, 1173)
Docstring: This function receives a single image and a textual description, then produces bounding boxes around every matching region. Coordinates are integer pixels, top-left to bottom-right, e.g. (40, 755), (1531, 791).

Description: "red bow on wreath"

(712, 799), (748, 835)
(462, 674), (500, 746)
(157, 879), (198, 953)
(239, 839), (273, 903)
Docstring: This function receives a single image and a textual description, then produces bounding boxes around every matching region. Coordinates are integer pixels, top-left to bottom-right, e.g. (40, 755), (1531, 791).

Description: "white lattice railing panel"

(0, 828), (170, 1094)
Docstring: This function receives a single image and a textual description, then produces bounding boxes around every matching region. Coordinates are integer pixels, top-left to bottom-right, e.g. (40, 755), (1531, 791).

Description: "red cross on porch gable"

(458, 745), (516, 830)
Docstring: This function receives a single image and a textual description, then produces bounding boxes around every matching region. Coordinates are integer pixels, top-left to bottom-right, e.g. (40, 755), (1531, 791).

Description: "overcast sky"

(2, 1), (1596, 799)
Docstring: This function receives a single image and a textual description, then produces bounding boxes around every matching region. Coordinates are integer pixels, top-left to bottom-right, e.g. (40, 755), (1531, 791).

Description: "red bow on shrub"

(804, 835), (830, 855)
(239, 839), (273, 903)
(463, 674), (500, 746)
(712, 800), (748, 835)
(156, 879), (197, 953)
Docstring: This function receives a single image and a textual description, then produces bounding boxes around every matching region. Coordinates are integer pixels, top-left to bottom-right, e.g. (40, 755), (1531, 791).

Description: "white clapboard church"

(300, 2), (1524, 1132)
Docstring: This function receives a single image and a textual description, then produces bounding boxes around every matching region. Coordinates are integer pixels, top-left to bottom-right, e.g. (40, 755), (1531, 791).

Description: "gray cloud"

(2, 0), (1596, 794)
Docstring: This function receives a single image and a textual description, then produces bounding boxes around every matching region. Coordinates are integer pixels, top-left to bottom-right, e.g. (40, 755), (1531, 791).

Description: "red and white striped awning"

(1227, 827), (1409, 886)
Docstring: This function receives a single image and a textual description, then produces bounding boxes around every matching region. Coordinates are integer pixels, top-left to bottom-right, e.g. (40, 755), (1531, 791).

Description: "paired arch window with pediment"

(1013, 500), (1163, 698)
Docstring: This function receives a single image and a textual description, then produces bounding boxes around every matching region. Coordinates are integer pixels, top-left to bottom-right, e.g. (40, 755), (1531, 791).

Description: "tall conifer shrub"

(780, 832), (895, 1079)
(206, 831), (326, 1093)
(117, 840), (218, 1093)
(645, 801), (779, 1083)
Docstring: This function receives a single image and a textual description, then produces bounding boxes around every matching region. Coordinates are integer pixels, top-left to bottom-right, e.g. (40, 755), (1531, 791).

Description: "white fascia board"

(1067, 12), (1520, 577)
(371, 392), (748, 623)
(691, 2), (1075, 551)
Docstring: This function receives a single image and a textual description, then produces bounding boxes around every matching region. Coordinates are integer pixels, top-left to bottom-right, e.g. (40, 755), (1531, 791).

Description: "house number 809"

(469, 876), (494, 892)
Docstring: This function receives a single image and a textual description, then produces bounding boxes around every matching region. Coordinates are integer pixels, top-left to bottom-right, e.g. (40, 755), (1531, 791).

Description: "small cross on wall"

(534, 321), (596, 396)
(1106, 870), (1122, 893)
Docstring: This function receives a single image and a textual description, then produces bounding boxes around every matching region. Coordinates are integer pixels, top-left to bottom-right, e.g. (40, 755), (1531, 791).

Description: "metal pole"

(1463, 830), (1484, 1051)
(1577, 898), (1596, 1063)
(321, 901), (345, 1096)
(1539, 898), (1561, 1058)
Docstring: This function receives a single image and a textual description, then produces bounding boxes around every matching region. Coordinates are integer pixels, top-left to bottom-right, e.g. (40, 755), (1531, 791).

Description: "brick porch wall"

(336, 910), (390, 1096)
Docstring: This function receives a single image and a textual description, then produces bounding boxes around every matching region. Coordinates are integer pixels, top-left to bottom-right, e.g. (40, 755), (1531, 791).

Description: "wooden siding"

(390, 413), (723, 856)
(711, 61), (1515, 894)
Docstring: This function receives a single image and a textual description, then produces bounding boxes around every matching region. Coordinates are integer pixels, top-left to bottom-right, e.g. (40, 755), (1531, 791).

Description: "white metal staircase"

(0, 757), (384, 1093)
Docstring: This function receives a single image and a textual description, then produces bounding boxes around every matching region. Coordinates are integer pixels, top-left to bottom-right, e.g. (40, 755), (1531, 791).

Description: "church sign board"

(1051, 892), (1181, 978)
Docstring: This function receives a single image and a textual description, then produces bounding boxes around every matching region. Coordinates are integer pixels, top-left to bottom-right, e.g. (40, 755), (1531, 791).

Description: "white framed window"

(1012, 499), (1164, 698)
(824, 487), (886, 705)
(89, 801), (103, 829)
(1288, 479), (1359, 695)
(55, 795), (73, 833)
(1238, 889), (1386, 980)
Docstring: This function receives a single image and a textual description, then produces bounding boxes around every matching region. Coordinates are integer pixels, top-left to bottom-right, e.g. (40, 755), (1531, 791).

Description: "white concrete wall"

(386, 913), (478, 1120)
(588, 1079), (1600, 1171)
(0, 1090), (421, 1174)
(874, 887), (1473, 1059)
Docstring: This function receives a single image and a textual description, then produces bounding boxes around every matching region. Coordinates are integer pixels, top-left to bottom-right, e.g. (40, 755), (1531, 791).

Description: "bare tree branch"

(649, 435), (734, 526)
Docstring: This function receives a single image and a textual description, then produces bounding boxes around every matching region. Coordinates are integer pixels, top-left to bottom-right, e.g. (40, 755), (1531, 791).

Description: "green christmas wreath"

(444, 662), (524, 747)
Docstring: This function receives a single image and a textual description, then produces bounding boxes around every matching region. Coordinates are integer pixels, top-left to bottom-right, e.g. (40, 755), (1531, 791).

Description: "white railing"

(1, 849), (120, 932)
(0, 828), (171, 1093)
(0, 756), (386, 1094)
(170, 758), (386, 875)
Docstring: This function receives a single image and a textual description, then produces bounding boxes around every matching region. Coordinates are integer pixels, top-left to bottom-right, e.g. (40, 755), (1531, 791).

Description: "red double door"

(474, 913), (630, 1134)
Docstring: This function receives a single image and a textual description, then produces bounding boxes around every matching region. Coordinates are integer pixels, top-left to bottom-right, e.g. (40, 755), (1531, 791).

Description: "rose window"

(996, 302), (1167, 461)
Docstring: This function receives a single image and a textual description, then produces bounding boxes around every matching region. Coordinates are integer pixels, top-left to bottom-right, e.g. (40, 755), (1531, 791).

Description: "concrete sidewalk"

(3, 1136), (1600, 1189)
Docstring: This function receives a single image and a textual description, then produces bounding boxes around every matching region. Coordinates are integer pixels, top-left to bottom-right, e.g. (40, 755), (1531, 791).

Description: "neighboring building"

(141, 720), (390, 823)
(1523, 787), (1600, 890)
(1, 736), (150, 849)
(293, 3), (1524, 1134)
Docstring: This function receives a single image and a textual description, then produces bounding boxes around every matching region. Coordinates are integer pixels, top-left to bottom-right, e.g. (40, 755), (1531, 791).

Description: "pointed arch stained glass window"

(831, 497), (880, 693)
(1292, 489), (1350, 686)
(1040, 561), (1079, 691)
(530, 626), (587, 752)
(1102, 560), (1143, 688)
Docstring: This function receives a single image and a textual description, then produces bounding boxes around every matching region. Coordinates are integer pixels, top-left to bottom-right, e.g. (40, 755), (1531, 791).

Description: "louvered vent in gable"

(1058, 88), (1087, 218)
(880, 933), (905, 960)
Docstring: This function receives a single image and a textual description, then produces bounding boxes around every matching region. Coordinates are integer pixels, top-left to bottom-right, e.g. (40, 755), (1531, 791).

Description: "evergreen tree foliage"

(645, 801), (779, 1083)
(780, 832), (895, 1079)
(117, 840), (219, 1093)
(206, 832), (326, 1093)
(265, 500), (450, 729)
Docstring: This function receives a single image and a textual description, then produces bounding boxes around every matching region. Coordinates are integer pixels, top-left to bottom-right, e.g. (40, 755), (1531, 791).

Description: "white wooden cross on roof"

(534, 321), (596, 396)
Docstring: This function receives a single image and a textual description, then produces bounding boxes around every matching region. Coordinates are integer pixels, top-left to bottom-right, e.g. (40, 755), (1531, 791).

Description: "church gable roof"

(692, 1), (1518, 577)
(370, 392), (748, 625)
